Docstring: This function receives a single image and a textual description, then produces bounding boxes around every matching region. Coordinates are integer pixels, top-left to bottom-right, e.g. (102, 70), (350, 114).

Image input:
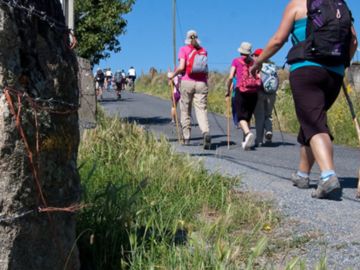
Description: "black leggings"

(234, 89), (258, 123)
(289, 66), (343, 146)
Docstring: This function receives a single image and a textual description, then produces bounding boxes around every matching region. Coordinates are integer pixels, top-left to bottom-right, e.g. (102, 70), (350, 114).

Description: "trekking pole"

(169, 79), (182, 144)
(226, 96), (231, 149)
(342, 81), (360, 143)
(341, 80), (360, 198)
(273, 105), (285, 145)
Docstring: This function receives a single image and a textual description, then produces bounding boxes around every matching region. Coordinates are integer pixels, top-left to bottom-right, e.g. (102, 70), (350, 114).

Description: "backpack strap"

(291, 32), (301, 45)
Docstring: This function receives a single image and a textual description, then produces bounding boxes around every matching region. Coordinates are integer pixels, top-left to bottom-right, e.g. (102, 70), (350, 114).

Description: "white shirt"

(128, 68), (136, 76)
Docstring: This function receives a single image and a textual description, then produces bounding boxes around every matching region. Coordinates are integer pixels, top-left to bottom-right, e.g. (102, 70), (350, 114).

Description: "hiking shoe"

(203, 133), (211, 150)
(291, 172), (310, 189)
(183, 139), (190, 146)
(265, 131), (273, 142)
(242, 132), (254, 150)
(311, 175), (341, 199)
(254, 139), (263, 147)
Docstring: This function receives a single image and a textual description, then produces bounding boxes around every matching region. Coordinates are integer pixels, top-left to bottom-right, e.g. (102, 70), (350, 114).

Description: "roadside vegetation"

(136, 70), (360, 147)
(76, 111), (320, 269)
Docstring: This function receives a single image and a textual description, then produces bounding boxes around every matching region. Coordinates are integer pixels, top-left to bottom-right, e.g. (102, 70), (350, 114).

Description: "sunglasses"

(190, 35), (198, 39)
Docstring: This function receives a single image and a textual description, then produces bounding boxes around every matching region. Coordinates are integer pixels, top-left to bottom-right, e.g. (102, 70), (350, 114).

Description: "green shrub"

(76, 114), (279, 269)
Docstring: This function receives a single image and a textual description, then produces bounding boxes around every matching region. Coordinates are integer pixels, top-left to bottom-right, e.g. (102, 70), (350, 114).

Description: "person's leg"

(193, 81), (211, 149)
(179, 80), (195, 141)
(239, 120), (250, 134)
(310, 132), (341, 198)
(290, 67), (342, 197)
(236, 91), (257, 149)
(291, 143), (315, 188)
(309, 133), (334, 171)
(264, 93), (276, 141)
(298, 144), (315, 173)
(193, 81), (210, 135)
(231, 95), (238, 126)
(254, 91), (265, 145)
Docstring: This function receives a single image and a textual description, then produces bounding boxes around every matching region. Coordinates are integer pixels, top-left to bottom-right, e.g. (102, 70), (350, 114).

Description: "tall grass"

(136, 71), (360, 147)
(77, 112), (288, 269)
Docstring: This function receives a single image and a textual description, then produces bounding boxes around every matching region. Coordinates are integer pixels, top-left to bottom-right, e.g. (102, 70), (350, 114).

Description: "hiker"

(113, 70), (123, 99)
(170, 74), (181, 124)
(167, 29), (211, 149)
(250, 0), (358, 198)
(94, 68), (105, 101)
(252, 48), (278, 147)
(128, 66), (136, 92)
(105, 68), (112, 91)
(230, 77), (239, 126)
(121, 69), (127, 90)
(226, 42), (262, 150)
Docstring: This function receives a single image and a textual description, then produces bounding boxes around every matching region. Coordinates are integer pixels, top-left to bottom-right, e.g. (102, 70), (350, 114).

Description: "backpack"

(237, 58), (262, 93)
(114, 72), (122, 83)
(260, 63), (279, 94)
(287, 0), (353, 66)
(96, 71), (105, 82)
(172, 75), (181, 103)
(186, 46), (208, 78)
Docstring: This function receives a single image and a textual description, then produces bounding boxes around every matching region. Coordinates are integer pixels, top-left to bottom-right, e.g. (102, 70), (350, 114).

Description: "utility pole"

(172, 0), (176, 68)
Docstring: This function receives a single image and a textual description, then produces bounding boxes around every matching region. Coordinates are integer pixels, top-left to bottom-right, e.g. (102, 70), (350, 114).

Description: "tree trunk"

(0, 1), (80, 269)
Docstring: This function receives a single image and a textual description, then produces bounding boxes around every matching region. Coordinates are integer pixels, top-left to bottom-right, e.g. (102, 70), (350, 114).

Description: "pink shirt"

(231, 56), (261, 93)
(178, 45), (208, 82)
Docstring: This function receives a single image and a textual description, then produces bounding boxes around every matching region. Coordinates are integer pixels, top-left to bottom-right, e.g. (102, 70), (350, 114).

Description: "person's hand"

(250, 60), (262, 77)
(225, 90), (230, 98)
(167, 72), (174, 80)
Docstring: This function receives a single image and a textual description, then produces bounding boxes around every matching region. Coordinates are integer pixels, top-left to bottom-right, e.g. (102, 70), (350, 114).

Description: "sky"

(96, 0), (360, 74)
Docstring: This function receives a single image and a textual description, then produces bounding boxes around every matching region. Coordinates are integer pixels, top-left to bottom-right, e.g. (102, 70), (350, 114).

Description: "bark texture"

(0, 1), (80, 269)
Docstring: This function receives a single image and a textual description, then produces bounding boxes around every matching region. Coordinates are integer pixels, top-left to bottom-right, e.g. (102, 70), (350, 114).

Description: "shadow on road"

(125, 116), (171, 126)
(340, 177), (359, 189)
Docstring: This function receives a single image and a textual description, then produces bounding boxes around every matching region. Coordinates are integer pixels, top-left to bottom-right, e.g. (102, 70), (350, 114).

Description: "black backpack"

(96, 71), (105, 82)
(287, 0), (353, 67)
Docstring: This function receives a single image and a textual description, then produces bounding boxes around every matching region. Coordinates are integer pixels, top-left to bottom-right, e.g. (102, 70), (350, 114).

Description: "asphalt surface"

(101, 89), (360, 269)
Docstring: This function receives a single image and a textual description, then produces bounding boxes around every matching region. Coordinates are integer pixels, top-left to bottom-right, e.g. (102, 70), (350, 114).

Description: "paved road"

(101, 90), (360, 269)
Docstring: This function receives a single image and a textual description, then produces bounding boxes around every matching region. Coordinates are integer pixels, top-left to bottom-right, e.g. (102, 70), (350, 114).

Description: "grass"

(136, 70), (360, 147)
(75, 111), (323, 269)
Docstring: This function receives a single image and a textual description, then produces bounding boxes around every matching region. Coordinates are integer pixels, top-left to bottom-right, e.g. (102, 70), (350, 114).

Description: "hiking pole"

(273, 105), (285, 145)
(341, 81), (360, 198)
(342, 81), (360, 143)
(226, 96), (231, 149)
(169, 79), (182, 144)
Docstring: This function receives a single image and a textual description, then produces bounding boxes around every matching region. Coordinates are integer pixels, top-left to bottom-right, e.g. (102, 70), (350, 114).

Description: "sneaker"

(311, 175), (341, 199)
(203, 133), (211, 150)
(242, 132), (254, 150)
(291, 172), (310, 189)
(265, 131), (273, 142)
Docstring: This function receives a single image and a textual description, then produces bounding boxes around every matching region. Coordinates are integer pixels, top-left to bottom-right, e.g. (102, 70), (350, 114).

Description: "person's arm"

(250, 1), (298, 75)
(168, 58), (186, 80)
(349, 25), (358, 61)
(226, 66), (236, 97)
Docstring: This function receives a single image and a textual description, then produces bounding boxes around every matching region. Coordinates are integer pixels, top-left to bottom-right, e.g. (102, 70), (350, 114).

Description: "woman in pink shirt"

(168, 30), (211, 149)
(226, 42), (262, 150)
